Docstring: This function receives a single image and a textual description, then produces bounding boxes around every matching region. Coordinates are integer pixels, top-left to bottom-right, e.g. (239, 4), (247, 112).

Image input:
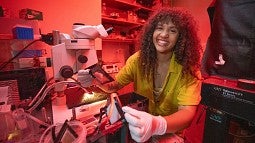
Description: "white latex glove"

(122, 106), (167, 142)
(77, 69), (94, 87)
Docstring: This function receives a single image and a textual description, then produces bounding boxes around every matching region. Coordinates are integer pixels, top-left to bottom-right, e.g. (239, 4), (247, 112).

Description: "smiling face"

(153, 21), (179, 54)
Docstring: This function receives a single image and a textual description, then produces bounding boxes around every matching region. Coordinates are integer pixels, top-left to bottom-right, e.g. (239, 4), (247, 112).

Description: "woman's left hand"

(122, 106), (167, 142)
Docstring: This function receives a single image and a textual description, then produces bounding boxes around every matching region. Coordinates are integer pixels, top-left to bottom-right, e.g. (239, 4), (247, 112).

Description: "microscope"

(21, 23), (130, 142)
(50, 23), (115, 115)
(51, 23), (113, 81)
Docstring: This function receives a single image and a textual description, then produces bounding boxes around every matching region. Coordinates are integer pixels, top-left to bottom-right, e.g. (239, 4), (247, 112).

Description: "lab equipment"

(52, 24), (113, 80)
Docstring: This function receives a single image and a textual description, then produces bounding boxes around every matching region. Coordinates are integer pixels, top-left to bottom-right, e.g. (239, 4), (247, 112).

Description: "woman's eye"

(170, 29), (178, 33)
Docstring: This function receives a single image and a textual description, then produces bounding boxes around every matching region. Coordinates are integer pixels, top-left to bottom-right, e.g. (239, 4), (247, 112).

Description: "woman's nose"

(160, 30), (169, 37)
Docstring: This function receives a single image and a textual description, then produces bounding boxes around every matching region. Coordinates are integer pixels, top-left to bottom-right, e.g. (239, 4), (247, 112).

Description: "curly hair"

(138, 7), (202, 79)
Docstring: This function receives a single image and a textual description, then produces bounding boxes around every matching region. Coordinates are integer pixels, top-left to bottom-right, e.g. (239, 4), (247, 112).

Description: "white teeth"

(158, 40), (168, 46)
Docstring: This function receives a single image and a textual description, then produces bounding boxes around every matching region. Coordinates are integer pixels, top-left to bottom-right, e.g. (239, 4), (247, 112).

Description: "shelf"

(103, 0), (155, 12)
(101, 0), (154, 31)
(0, 34), (41, 40)
(102, 38), (135, 44)
(0, 34), (13, 40)
(101, 0), (155, 53)
(102, 16), (144, 27)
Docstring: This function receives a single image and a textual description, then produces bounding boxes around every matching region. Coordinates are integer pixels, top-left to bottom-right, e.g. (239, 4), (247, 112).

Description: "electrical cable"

(27, 77), (54, 109)
(0, 39), (42, 71)
(27, 80), (81, 113)
(39, 124), (56, 143)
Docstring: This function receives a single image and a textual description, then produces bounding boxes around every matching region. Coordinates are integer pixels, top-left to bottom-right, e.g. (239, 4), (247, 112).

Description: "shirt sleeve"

(115, 52), (139, 86)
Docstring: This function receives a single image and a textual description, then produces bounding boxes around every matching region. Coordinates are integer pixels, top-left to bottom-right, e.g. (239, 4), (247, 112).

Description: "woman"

(79, 7), (203, 143)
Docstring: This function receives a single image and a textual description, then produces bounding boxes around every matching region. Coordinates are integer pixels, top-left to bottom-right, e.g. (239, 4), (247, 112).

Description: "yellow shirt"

(116, 51), (202, 116)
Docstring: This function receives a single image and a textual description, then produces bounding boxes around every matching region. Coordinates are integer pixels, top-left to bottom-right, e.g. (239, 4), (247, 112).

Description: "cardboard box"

(19, 8), (43, 20)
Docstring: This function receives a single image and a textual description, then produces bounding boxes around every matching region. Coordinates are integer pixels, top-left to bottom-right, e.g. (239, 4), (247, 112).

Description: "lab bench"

(0, 92), (147, 143)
